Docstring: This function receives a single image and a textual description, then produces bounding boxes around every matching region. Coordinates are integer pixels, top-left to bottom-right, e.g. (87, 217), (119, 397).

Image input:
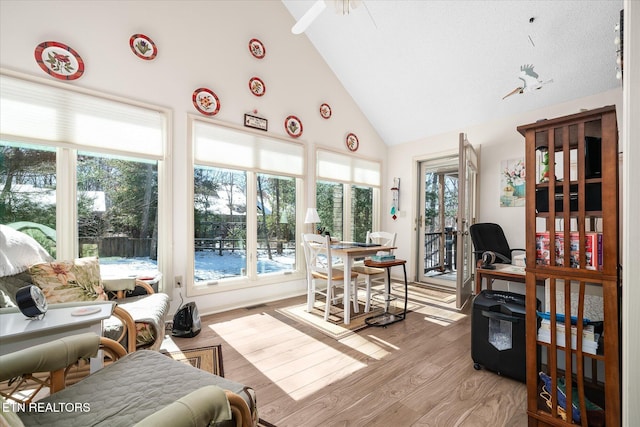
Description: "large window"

(316, 150), (380, 242)
(191, 118), (304, 288)
(0, 71), (169, 283)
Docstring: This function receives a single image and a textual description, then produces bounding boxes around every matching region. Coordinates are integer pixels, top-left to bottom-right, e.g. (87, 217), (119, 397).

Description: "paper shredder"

(471, 289), (540, 383)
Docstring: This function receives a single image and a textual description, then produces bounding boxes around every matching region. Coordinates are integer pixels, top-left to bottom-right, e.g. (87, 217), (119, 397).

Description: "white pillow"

(0, 225), (53, 277)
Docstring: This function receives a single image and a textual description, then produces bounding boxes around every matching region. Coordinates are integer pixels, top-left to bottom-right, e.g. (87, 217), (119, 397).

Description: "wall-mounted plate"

(248, 38), (265, 59)
(129, 34), (158, 60)
(285, 115), (303, 138)
(249, 77), (265, 96)
(346, 133), (359, 152)
(34, 41), (84, 80)
(320, 103), (332, 119)
(192, 88), (220, 116)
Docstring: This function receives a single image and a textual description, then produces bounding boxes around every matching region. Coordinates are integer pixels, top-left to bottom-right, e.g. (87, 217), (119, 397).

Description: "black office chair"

(469, 223), (524, 267)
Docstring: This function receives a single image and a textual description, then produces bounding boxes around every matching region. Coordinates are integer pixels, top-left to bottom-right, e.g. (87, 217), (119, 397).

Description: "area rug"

(278, 282), (456, 339)
(162, 345), (224, 377)
(163, 345), (277, 427)
(278, 301), (385, 339)
(402, 282), (457, 305)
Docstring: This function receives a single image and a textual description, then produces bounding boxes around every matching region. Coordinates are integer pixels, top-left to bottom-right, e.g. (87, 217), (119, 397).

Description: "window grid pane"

(194, 165), (248, 282)
(0, 142), (57, 257)
(256, 173), (296, 275)
(351, 185), (373, 242)
(77, 152), (159, 276)
(316, 181), (344, 240)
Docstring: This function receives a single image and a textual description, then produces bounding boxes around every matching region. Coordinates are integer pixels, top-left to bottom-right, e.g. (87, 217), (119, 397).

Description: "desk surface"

(475, 264), (526, 295)
(478, 264), (525, 276)
(0, 302), (114, 341)
(329, 244), (395, 256)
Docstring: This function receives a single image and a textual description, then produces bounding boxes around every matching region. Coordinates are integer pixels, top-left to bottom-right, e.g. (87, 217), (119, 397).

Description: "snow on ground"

(100, 249), (296, 281)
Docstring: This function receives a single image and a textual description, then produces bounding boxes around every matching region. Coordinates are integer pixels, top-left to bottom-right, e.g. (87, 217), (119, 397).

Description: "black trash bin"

(471, 290), (540, 383)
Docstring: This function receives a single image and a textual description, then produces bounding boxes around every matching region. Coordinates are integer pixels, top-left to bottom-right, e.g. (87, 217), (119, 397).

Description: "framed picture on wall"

(500, 158), (525, 207)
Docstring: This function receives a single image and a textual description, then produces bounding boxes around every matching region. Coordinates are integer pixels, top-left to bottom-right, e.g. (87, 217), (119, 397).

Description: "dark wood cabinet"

(518, 106), (620, 426)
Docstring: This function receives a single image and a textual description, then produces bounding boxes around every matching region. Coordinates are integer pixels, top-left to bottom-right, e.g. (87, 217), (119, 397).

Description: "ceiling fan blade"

(292, 0), (327, 34)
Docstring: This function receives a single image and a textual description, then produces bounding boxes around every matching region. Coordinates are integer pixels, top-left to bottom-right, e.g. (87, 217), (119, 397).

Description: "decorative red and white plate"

(34, 41), (84, 80)
(320, 103), (332, 119)
(192, 88), (220, 116)
(284, 115), (303, 138)
(248, 38), (265, 59)
(249, 77), (265, 96)
(129, 34), (157, 60)
(346, 133), (359, 152)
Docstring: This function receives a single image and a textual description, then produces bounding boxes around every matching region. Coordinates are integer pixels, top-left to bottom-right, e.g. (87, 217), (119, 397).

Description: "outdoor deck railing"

(423, 230), (456, 273)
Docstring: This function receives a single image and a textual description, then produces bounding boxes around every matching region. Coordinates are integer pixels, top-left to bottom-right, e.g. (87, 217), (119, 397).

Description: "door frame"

(416, 161), (459, 285)
(411, 137), (479, 309)
(455, 133), (478, 309)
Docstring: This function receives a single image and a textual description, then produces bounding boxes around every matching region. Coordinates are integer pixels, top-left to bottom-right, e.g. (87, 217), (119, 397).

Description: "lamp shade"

(304, 208), (320, 224)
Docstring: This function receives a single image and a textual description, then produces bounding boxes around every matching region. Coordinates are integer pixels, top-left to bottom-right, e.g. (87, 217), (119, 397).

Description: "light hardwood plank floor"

(167, 294), (527, 427)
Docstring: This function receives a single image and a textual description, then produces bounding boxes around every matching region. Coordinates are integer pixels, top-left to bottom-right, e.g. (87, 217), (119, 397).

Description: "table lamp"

(304, 208), (320, 233)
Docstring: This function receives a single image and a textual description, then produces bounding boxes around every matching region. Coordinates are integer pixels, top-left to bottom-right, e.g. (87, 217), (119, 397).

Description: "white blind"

(0, 73), (164, 158)
(317, 150), (380, 187)
(193, 120), (304, 177)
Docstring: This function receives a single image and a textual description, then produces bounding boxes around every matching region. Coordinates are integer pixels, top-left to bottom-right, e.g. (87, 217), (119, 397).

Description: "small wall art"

(500, 157), (525, 207)
(244, 113), (267, 131)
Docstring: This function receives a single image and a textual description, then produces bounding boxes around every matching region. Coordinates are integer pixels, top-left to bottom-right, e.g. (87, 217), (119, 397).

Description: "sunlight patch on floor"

(364, 335), (400, 351)
(414, 304), (467, 326)
(209, 313), (367, 400)
(338, 333), (390, 360)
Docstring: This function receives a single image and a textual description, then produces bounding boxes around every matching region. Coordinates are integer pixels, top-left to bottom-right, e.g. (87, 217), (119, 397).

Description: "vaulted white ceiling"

(282, 0), (624, 146)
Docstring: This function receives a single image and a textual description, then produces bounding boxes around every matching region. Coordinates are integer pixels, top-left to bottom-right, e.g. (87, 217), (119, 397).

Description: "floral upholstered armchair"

(0, 225), (169, 353)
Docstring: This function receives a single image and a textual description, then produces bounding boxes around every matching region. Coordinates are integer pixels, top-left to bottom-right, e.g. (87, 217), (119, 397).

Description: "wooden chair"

(301, 233), (359, 321)
(351, 231), (397, 312)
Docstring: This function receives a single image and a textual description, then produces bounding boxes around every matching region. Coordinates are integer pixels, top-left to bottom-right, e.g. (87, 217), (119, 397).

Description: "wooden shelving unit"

(518, 106), (621, 426)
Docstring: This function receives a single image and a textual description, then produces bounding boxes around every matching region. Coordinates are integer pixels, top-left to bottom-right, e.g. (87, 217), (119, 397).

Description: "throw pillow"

(29, 257), (108, 303)
(0, 225), (53, 277)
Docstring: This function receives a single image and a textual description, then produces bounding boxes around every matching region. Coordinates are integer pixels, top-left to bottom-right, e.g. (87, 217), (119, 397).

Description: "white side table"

(0, 302), (115, 371)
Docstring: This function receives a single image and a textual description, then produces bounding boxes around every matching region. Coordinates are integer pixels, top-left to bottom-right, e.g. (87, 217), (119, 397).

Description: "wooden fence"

(79, 237), (154, 258)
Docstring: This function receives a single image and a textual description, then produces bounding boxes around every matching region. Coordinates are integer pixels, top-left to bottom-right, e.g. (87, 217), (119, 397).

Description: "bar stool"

(364, 259), (408, 327)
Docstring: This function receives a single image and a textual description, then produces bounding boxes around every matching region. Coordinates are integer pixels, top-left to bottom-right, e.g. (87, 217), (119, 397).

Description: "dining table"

(326, 242), (396, 324)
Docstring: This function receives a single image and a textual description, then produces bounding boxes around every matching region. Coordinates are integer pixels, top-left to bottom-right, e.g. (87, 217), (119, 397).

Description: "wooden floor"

(167, 294), (527, 427)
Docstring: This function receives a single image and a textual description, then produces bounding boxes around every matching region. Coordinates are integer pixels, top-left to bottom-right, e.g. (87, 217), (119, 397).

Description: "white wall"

(622, 1), (639, 423)
(383, 89), (622, 284)
(0, 0), (387, 314)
